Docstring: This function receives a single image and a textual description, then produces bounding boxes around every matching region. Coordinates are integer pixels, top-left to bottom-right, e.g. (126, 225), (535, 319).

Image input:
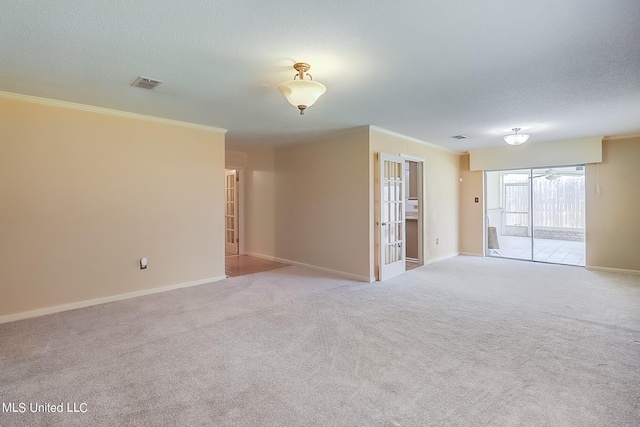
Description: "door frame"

(401, 154), (425, 267)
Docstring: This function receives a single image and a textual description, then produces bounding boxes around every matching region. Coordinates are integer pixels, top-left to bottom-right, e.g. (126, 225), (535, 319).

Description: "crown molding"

(603, 132), (640, 141)
(0, 91), (227, 134)
(369, 126), (461, 154)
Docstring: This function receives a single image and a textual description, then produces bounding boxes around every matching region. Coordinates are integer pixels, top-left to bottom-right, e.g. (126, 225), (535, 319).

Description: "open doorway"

(485, 166), (585, 266)
(405, 159), (423, 271)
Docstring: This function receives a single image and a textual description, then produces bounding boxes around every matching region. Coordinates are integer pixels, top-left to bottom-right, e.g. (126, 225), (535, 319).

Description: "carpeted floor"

(1, 256), (639, 426)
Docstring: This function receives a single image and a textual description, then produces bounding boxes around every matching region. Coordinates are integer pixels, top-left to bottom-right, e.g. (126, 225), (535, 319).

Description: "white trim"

(0, 276), (226, 325)
(459, 252), (484, 257)
(482, 170), (488, 257)
(423, 252), (460, 265)
(246, 252), (373, 282)
(400, 153), (425, 163)
(370, 125), (460, 154)
(602, 133), (640, 141)
(585, 265), (640, 276)
(0, 91), (227, 134)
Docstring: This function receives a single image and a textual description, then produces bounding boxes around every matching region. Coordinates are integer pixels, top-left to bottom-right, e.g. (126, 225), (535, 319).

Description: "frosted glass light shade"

(503, 133), (530, 145)
(278, 79), (326, 113)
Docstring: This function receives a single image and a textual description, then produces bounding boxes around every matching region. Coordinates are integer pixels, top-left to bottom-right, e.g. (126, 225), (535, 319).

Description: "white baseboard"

(246, 252), (373, 282)
(423, 252), (460, 265)
(0, 275), (226, 325)
(459, 252), (484, 257)
(585, 265), (640, 276)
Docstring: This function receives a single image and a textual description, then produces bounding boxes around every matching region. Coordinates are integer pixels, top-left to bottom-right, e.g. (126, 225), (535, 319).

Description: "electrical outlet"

(436, 238), (439, 245)
(140, 258), (148, 270)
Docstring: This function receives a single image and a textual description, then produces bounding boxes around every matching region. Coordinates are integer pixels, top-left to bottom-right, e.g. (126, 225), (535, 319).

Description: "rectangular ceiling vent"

(131, 76), (163, 90)
(451, 135), (468, 140)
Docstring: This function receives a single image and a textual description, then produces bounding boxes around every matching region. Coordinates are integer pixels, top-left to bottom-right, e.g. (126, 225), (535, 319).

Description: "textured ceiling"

(1, 0), (639, 152)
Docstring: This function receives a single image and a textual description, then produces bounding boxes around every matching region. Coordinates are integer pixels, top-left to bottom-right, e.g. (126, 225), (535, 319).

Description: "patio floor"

(489, 235), (585, 266)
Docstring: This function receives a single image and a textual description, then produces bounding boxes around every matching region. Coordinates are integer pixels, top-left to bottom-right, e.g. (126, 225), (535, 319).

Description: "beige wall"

(245, 128), (371, 280)
(459, 136), (640, 273)
(225, 150), (246, 168)
(458, 154), (484, 256)
(0, 96), (226, 317)
(586, 137), (640, 272)
(369, 127), (460, 279)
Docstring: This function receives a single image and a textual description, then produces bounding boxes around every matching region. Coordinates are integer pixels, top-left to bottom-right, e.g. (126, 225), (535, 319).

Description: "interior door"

(225, 169), (239, 255)
(379, 153), (406, 281)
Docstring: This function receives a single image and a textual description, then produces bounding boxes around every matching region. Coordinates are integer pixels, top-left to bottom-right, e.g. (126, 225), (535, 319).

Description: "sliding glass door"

(485, 166), (585, 266)
(531, 166), (586, 265)
(486, 169), (532, 260)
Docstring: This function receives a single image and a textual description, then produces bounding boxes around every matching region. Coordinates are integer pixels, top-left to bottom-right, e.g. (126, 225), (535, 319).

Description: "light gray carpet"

(1, 256), (639, 426)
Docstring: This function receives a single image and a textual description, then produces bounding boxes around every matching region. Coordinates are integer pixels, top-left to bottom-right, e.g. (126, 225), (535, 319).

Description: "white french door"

(379, 153), (406, 281)
(225, 169), (239, 255)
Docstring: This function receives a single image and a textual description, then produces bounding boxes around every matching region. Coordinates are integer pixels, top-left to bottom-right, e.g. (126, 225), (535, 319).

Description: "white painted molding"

(246, 252), (373, 282)
(0, 275), (226, 325)
(459, 252), (484, 257)
(370, 125), (461, 154)
(602, 132), (640, 141)
(423, 253), (460, 265)
(400, 153), (426, 162)
(585, 265), (640, 276)
(0, 90), (227, 134)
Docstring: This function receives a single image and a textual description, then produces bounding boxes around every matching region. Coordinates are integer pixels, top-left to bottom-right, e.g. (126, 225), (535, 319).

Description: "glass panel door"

(225, 169), (239, 255)
(485, 169), (532, 261)
(379, 153), (406, 281)
(531, 166), (586, 265)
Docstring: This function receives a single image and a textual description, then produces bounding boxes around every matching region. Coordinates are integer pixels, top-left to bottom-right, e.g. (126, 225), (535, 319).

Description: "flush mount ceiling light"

(278, 62), (326, 115)
(503, 128), (530, 145)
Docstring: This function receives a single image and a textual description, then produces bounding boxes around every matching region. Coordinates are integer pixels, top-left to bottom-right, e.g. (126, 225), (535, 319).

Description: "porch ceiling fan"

(532, 168), (584, 180)
(533, 169), (560, 180)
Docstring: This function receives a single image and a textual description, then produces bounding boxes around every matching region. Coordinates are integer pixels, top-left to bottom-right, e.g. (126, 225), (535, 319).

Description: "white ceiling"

(1, 1), (639, 152)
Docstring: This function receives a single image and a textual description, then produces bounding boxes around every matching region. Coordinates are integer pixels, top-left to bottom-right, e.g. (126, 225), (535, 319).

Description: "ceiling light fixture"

(278, 62), (326, 115)
(503, 128), (530, 145)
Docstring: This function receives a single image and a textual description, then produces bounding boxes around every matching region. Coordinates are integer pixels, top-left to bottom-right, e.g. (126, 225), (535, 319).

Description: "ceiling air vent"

(131, 76), (163, 90)
(451, 135), (468, 140)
